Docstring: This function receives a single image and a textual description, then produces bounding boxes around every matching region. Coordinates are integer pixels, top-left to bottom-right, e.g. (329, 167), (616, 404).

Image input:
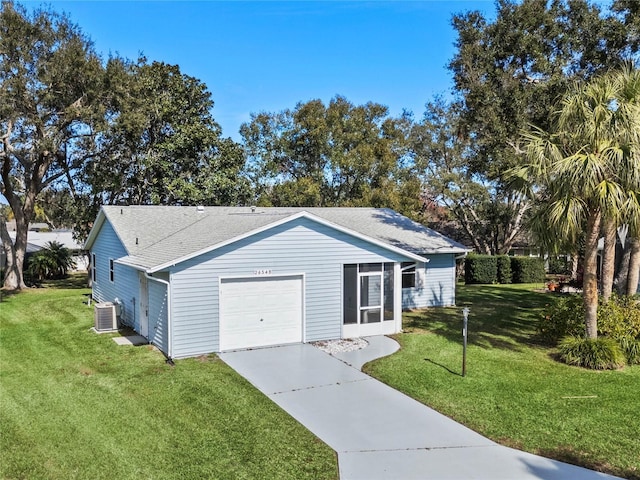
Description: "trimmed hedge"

(465, 254), (545, 284)
(497, 255), (512, 284)
(465, 255), (497, 284)
(510, 256), (546, 283)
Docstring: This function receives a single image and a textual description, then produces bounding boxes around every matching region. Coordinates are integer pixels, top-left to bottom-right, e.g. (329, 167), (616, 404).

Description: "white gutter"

(144, 272), (172, 360)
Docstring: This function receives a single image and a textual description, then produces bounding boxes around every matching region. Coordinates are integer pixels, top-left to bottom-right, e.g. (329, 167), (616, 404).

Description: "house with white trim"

(84, 206), (468, 359)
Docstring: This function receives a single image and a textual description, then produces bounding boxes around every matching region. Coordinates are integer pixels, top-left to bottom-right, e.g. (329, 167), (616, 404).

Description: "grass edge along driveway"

(365, 284), (639, 480)
(0, 287), (338, 480)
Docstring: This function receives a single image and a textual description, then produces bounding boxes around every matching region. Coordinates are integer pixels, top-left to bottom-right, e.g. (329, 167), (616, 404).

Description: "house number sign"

(254, 269), (272, 275)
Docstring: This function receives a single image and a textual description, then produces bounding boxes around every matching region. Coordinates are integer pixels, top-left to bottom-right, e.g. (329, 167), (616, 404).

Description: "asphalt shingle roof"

(97, 206), (468, 271)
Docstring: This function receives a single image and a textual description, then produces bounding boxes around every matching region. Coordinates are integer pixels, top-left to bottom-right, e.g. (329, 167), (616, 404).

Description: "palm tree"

(517, 66), (640, 338)
(601, 218), (617, 302)
(628, 236), (640, 296)
(26, 252), (57, 282)
(45, 241), (76, 278)
(26, 241), (76, 281)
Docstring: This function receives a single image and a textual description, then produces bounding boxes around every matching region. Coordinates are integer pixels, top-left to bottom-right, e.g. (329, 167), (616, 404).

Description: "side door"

(139, 273), (149, 338)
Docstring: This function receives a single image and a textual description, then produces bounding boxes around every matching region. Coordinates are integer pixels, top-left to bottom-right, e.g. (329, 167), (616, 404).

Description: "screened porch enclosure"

(343, 263), (399, 337)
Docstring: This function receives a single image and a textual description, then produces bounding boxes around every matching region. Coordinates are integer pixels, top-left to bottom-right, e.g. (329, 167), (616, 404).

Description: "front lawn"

(365, 284), (639, 480)
(0, 286), (337, 480)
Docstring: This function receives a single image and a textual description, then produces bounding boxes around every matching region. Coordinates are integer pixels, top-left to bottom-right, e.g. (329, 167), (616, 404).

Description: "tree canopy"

(411, 98), (529, 254)
(409, 0), (640, 254)
(241, 96), (421, 216)
(75, 57), (249, 239)
(449, 0), (638, 176)
(1, 1), (105, 288)
(0, 1), (247, 288)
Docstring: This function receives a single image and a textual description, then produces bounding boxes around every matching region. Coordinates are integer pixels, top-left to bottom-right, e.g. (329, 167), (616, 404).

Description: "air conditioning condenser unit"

(94, 302), (118, 331)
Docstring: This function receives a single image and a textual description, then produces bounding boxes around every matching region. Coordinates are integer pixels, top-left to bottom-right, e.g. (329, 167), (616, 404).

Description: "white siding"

(90, 221), (140, 330)
(402, 254), (457, 309)
(148, 279), (169, 353)
(167, 217), (410, 358)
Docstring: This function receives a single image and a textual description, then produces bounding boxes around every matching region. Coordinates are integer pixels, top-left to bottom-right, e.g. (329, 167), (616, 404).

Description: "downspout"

(144, 272), (173, 364)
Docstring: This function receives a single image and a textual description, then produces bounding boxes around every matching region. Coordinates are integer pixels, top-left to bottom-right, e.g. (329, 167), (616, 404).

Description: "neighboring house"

(1, 228), (88, 271)
(4, 221), (50, 232)
(84, 206), (469, 359)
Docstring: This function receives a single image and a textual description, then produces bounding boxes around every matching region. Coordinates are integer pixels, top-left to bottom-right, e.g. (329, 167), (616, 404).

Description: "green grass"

(0, 284), (337, 480)
(365, 284), (640, 480)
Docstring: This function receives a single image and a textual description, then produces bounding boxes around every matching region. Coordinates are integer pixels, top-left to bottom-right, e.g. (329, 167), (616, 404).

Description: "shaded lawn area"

(365, 284), (640, 480)
(0, 287), (337, 480)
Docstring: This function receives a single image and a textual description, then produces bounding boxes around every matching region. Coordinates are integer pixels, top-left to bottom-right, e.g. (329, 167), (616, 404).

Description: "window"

(109, 259), (114, 282)
(91, 253), (97, 283)
(401, 262), (417, 289)
(343, 264), (358, 324)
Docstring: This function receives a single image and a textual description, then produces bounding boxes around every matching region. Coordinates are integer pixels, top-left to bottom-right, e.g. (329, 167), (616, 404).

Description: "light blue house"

(84, 206), (468, 359)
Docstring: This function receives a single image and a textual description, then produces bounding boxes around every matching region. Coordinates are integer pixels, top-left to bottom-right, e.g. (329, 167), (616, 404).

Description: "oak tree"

(0, 1), (105, 289)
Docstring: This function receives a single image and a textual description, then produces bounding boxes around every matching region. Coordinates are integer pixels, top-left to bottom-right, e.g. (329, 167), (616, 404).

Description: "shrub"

(619, 337), (640, 365)
(597, 294), (640, 340)
(547, 256), (571, 275)
(558, 336), (626, 370)
(511, 256), (546, 283)
(538, 295), (585, 343)
(539, 295), (640, 345)
(542, 295), (640, 366)
(496, 255), (512, 284)
(465, 255), (497, 284)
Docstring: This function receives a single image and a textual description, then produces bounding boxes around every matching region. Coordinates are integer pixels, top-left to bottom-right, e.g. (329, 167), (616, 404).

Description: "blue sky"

(25, 1), (496, 141)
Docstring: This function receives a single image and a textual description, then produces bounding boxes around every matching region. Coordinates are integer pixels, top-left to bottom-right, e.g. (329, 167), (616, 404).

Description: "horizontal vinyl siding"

(148, 280), (168, 354)
(403, 254), (456, 308)
(90, 221), (139, 329)
(169, 217), (410, 357)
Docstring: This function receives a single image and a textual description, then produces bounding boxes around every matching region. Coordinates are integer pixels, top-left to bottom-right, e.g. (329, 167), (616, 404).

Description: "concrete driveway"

(219, 338), (621, 480)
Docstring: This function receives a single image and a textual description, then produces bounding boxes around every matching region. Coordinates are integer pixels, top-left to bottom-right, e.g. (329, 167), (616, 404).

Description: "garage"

(219, 275), (303, 351)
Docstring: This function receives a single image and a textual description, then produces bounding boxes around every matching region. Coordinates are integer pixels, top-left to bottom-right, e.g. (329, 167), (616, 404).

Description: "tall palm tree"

(628, 236), (640, 296)
(517, 66), (640, 338)
(600, 218), (617, 302)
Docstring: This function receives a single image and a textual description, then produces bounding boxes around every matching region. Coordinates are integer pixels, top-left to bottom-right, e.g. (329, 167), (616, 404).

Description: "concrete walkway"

(219, 338), (621, 480)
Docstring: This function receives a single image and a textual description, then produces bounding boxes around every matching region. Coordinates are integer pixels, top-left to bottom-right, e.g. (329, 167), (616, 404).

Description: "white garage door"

(220, 275), (303, 351)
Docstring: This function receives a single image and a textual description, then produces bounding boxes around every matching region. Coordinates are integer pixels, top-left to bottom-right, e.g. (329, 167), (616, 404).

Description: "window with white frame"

(401, 262), (417, 288)
(109, 259), (114, 282)
(91, 253), (97, 283)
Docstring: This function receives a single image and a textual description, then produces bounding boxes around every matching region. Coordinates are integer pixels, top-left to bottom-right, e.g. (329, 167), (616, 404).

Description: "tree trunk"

(2, 189), (35, 290)
(0, 217), (20, 290)
(583, 210), (601, 339)
(2, 150), (42, 290)
(9, 213), (29, 290)
(570, 250), (579, 281)
(627, 236), (640, 297)
(600, 218), (616, 302)
(614, 241), (631, 294)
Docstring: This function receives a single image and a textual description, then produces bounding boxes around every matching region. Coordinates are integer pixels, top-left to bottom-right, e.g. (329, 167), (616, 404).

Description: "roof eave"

(83, 209), (107, 251)
(421, 247), (472, 255)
